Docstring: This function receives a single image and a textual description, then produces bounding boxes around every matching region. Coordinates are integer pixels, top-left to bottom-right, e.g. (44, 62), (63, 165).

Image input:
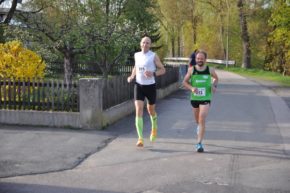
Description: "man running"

(127, 36), (166, 147)
(182, 50), (218, 152)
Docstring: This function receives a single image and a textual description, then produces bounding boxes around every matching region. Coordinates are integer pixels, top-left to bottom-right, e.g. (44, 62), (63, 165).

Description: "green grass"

(210, 64), (290, 87)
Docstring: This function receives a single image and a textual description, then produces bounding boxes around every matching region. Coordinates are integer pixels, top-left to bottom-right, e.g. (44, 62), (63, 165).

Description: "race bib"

(138, 67), (145, 72)
(194, 88), (206, 96)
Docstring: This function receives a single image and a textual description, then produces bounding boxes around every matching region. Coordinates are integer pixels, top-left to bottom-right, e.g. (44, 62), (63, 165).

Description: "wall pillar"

(79, 78), (103, 129)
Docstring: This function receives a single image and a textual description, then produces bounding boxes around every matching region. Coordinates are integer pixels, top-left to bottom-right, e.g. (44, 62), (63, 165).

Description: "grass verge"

(211, 64), (290, 87)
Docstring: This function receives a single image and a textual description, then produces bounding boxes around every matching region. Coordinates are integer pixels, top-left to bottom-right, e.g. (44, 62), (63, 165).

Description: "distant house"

(0, 0), (22, 22)
(0, 8), (10, 22)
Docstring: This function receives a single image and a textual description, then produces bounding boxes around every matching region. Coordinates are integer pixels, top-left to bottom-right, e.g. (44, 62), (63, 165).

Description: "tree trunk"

(0, 0), (19, 43)
(263, 40), (273, 68)
(0, 24), (5, 43)
(237, 0), (251, 68)
(220, 21), (226, 59)
(4, 0), (18, 24)
(190, 0), (197, 44)
(102, 53), (109, 78)
(63, 50), (73, 85)
(171, 36), (175, 57)
(218, 10), (226, 59)
(177, 34), (181, 57)
(102, 69), (109, 78)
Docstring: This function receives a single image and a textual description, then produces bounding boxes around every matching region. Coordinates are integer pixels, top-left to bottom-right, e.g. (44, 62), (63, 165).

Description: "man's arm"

(210, 67), (219, 92)
(127, 66), (136, 83)
(183, 66), (197, 93)
(154, 54), (166, 76)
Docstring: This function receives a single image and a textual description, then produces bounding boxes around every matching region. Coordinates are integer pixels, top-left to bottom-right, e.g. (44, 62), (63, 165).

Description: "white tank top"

(134, 50), (156, 85)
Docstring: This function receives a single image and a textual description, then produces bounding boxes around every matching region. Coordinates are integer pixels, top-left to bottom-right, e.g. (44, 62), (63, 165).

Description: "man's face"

(196, 53), (206, 66)
(140, 37), (151, 52)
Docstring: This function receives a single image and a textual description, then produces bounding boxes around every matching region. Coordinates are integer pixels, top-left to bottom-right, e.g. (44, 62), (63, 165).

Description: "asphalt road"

(0, 70), (289, 193)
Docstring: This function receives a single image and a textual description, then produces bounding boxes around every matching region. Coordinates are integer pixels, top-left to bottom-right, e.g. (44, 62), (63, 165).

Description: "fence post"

(79, 78), (104, 129)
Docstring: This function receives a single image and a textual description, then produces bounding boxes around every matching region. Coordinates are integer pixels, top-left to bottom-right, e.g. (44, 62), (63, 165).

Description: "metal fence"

(46, 62), (134, 78)
(0, 66), (179, 112)
(102, 76), (134, 110)
(102, 66), (179, 110)
(0, 78), (79, 112)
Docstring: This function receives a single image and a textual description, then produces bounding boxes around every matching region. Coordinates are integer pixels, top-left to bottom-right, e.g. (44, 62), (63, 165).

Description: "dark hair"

(195, 50), (207, 59)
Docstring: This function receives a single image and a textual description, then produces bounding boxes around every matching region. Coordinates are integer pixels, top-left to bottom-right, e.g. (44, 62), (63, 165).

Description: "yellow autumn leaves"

(0, 40), (46, 79)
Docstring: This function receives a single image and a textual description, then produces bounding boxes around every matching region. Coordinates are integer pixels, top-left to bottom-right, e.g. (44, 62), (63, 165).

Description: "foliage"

(246, 1), (272, 68)
(155, 0), (289, 75)
(156, 0), (193, 57)
(5, 0), (160, 79)
(265, 0), (290, 76)
(4, 26), (61, 75)
(155, 0), (243, 60)
(0, 40), (46, 79)
(2, 0), (288, 78)
(78, 0), (159, 77)
(0, 0), (20, 43)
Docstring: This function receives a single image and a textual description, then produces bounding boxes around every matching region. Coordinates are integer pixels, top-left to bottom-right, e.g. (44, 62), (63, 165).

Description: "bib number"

(194, 88), (206, 96)
(138, 67), (145, 72)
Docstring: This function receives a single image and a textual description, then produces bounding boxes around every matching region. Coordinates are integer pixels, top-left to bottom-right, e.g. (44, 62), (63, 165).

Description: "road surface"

(0, 70), (289, 193)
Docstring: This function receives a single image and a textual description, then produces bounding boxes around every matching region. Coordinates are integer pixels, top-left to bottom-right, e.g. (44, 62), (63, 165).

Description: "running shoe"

(150, 128), (157, 142)
(136, 139), (144, 147)
(195, 143), (204, 152)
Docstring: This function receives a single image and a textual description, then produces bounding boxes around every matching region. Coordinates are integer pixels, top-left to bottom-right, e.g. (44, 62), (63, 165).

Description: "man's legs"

(197, 104), (210, 143)
(147, 104), (157, 142)
(145, 84), (157, 142)
(193, 107), (200, 134)
(193, 104), (210, 152)
(135, 100), (144, 146)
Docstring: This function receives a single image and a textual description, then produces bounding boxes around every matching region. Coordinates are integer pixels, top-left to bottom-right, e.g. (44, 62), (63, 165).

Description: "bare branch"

(19, 6), (45, 14)
(199, 0), (223, 12)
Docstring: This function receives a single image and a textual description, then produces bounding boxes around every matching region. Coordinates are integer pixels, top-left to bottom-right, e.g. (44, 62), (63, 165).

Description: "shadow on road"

(0, 182), (124, 193)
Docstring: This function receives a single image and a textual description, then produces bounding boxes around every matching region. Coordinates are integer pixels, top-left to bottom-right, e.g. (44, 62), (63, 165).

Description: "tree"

(156, 0), (239, 59)
(246, 0), (272, 67)
(189, 0), (199, 45)
(156, 0), (192, 57)
(12, 0), (159, 81)
(266, 0), (290, 75)
(0, 0), (21, 43)
(200, 0), (231, 59)
(15, 0), (94, 84)
(81, 0), (159, 78)
(237, 0), (251, 68)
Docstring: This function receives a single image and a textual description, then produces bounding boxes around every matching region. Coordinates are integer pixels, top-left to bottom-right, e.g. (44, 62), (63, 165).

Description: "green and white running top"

(190, 66), (212, 101)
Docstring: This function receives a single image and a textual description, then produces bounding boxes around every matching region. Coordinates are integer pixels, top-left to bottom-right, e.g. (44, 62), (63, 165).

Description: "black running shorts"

(190, 100), (211, 108)
(134, 83), (156, 105)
